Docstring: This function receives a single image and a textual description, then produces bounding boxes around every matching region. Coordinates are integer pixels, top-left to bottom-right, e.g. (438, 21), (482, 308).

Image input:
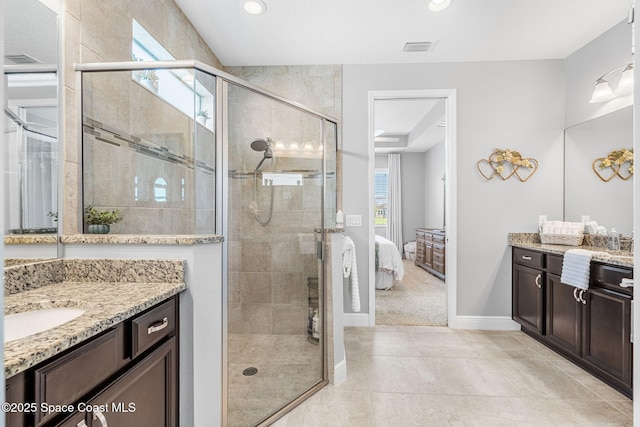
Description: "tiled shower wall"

(81, 71), (216, 234)
(62, 0), (223, 234)
(226, 83), (327, 335)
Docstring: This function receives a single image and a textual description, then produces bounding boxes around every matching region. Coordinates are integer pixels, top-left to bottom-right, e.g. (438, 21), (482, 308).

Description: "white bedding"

(375, 235), (404, 289)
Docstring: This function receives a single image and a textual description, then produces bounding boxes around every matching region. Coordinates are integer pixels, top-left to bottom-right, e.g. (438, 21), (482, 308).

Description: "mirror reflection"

(564, 106), (633, 237)
(3, 0), (60, 264)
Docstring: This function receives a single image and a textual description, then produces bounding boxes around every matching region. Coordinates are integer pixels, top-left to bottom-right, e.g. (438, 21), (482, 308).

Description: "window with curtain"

(374, 169), (388, 225)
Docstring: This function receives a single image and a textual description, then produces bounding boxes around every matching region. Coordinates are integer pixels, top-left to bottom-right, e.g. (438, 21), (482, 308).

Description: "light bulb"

(303, 142), (314, 151)
(274, 141), (285, 150)
(289, 141), (300, 151)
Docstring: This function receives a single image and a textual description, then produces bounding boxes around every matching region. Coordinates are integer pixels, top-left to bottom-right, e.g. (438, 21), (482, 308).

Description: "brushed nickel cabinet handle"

(77, 421), (88, 427)
(93, 410), (108, 427)
(579, 290), (587, 304)
(535, 274), (541, 288)
(522, 255), (532, 260)
(148, 317), (169, 334)
(573, 288), (579, 302)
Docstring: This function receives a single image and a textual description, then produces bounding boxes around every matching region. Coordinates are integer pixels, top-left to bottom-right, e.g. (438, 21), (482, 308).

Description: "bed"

(375, 235), (405, 290)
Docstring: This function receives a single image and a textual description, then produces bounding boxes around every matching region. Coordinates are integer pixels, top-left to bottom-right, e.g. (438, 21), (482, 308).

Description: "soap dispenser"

(607, 228), (620, 251)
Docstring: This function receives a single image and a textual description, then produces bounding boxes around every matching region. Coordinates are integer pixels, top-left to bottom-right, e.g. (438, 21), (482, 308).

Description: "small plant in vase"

(140, 69), (159, 93)
(85, 206), (122, 234)
(196, 110), (209, 126)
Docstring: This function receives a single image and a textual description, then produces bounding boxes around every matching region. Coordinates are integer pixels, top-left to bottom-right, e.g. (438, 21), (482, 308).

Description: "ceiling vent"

(5, 54), (40, 64)
(402, 42), (432, 52)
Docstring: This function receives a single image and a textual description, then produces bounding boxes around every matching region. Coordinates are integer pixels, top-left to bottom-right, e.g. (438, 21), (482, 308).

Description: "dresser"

(415, 228), (445, 280)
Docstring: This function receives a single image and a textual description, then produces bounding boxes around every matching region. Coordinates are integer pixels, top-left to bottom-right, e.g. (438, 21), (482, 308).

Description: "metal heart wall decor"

(592, 148), (634, 182)
(476, 149), (538, 183)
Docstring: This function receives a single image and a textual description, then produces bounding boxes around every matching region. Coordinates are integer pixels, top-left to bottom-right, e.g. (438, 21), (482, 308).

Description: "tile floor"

(272, 326), (633, 426)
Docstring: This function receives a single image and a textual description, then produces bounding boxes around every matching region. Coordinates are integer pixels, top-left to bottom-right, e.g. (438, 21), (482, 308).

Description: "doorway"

(367, 89), (457, 327)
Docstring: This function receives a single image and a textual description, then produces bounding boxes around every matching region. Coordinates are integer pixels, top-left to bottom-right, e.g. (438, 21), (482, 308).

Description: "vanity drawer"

(547, 254), (563, 276)
(433, 251), (445, 264)
(591, 263), (633, 296)
(433, 234), (445, 244)
(131, 298), (176, 359)
(34, 325), (123, 425)
(513, 248), (544, 269)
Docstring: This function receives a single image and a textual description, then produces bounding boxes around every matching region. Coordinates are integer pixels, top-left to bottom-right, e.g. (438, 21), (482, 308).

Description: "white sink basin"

(4, 307), (85, 343)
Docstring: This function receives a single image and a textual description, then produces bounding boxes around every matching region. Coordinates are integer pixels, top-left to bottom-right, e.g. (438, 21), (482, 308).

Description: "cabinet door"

(85, 338), (177, 427)
(512, 264), (544, 334)
(582, 287), (632, 391)
(424, 241), (433, 269)
(546, 274), (581, 356)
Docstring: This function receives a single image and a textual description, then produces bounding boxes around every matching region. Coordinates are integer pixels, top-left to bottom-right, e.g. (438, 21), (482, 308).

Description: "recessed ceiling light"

(428, 0), (451, 12)
(242, 0), (267, 15)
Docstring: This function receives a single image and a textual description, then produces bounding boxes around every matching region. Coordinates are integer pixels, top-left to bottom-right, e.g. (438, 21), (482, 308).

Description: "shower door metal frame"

(218, 77), (333, 427)
(73, 60), (337, 427)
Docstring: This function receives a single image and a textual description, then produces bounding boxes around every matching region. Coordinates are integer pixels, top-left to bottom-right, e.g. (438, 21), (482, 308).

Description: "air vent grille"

(402, 42), (432, 52)
(5, 54), (40, 64)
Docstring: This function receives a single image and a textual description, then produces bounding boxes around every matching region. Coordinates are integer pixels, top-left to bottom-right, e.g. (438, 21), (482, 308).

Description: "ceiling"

(175, 0), (631, 154)
(176, 0), (630, 66)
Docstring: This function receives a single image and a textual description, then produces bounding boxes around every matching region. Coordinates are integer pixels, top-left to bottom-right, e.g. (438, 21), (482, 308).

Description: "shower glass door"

(224, 81), (326, 426)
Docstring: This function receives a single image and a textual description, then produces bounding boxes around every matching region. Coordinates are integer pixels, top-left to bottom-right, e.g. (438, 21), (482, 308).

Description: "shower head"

(252, 137), (273, 171)
(250, 137), (272, 152)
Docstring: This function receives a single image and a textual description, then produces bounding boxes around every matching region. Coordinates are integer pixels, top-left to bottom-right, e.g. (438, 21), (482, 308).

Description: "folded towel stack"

(561, 248), (611, 290)
(540, 221), (584, 236)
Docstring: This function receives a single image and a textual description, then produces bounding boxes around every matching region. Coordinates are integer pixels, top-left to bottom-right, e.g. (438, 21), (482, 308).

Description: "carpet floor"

(375, 259), (446, 326)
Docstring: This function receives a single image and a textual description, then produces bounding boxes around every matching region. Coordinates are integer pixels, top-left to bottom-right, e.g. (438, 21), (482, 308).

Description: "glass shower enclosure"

(77, 60), (337, 426)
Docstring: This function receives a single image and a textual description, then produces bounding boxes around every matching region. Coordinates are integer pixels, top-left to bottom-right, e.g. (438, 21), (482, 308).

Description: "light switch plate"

(346, 215), (362, 227)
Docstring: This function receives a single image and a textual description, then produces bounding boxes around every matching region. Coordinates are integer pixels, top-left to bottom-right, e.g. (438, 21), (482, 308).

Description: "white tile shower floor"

(272, 326), (633, 427)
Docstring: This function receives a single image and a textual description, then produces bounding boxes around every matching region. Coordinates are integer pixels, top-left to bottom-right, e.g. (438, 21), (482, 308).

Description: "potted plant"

(85, 206), (122, 234)
(131, 54), (144, 81)
(196, 110), (209, 126)
(140, 69), (159, 93)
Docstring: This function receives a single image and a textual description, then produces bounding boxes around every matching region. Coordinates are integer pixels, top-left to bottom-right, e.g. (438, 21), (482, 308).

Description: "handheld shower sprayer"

(250, 137), (273, 171)
(250, 137), (274, 225)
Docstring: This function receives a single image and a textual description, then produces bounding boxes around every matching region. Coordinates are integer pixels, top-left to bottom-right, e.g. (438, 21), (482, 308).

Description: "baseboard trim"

(451, 316), (521, 331)
(344, 313), (370, 327)
(333, 359), (347, 386)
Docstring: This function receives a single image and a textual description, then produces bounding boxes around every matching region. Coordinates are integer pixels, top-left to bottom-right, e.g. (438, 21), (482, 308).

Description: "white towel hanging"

(343, 236), (360, 312)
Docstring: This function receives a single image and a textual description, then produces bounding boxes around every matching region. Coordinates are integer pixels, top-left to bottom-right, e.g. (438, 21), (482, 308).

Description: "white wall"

(423, 142), (445, 229)
(400, 153), (426, 244)
(342, 60), (565, 317)
(565, 20), (632, 127)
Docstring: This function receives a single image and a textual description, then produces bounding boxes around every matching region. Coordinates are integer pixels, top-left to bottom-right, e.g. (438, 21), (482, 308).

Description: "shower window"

(131, 20), (214, 124)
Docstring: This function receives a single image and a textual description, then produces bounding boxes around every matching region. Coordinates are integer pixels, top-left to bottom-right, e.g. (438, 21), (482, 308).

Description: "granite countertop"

(4, 234), (57, 245)
(4, 259), (187, 378)
(509, 233), (634, 268)
(4, 280), (185, 378)
(60, 234), (224, 244)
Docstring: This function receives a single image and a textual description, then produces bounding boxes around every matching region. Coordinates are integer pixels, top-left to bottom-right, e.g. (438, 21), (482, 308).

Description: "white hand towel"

(561, 249), (610, 290)
(343, 236), (360, 312)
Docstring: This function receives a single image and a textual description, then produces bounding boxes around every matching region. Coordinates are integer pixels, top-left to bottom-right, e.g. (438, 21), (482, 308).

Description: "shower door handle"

(316, 241), (324, 260)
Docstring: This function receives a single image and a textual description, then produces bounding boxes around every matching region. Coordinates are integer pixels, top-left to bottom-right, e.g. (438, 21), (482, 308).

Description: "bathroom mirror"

(3, 0), (60, 265)
(564, 106), (633, 237)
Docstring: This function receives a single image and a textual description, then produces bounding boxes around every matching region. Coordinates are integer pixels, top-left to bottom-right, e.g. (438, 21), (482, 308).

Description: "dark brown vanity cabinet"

(512, 248), (545, 335)
(416, 228), (445, 280)
(512, 248), (633, 397)
(5, 296), (179, 427)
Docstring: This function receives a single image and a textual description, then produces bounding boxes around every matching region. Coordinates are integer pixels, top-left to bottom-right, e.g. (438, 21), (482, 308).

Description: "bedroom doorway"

(367, 89), (457, 327)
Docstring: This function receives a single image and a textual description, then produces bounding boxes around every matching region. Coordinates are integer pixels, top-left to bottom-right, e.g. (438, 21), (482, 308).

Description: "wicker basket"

(539, 233), (584, 246)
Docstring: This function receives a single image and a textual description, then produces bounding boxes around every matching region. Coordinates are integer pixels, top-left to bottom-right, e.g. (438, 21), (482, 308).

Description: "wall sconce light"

(589, 63), (633, 103)
(303, 142), (314, 151)
(289, 141), (300, 151)
(274, 141), (285, 150)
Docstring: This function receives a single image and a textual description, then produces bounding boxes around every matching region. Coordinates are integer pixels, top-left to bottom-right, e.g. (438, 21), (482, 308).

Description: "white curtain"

(387, 153), (403, 254)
